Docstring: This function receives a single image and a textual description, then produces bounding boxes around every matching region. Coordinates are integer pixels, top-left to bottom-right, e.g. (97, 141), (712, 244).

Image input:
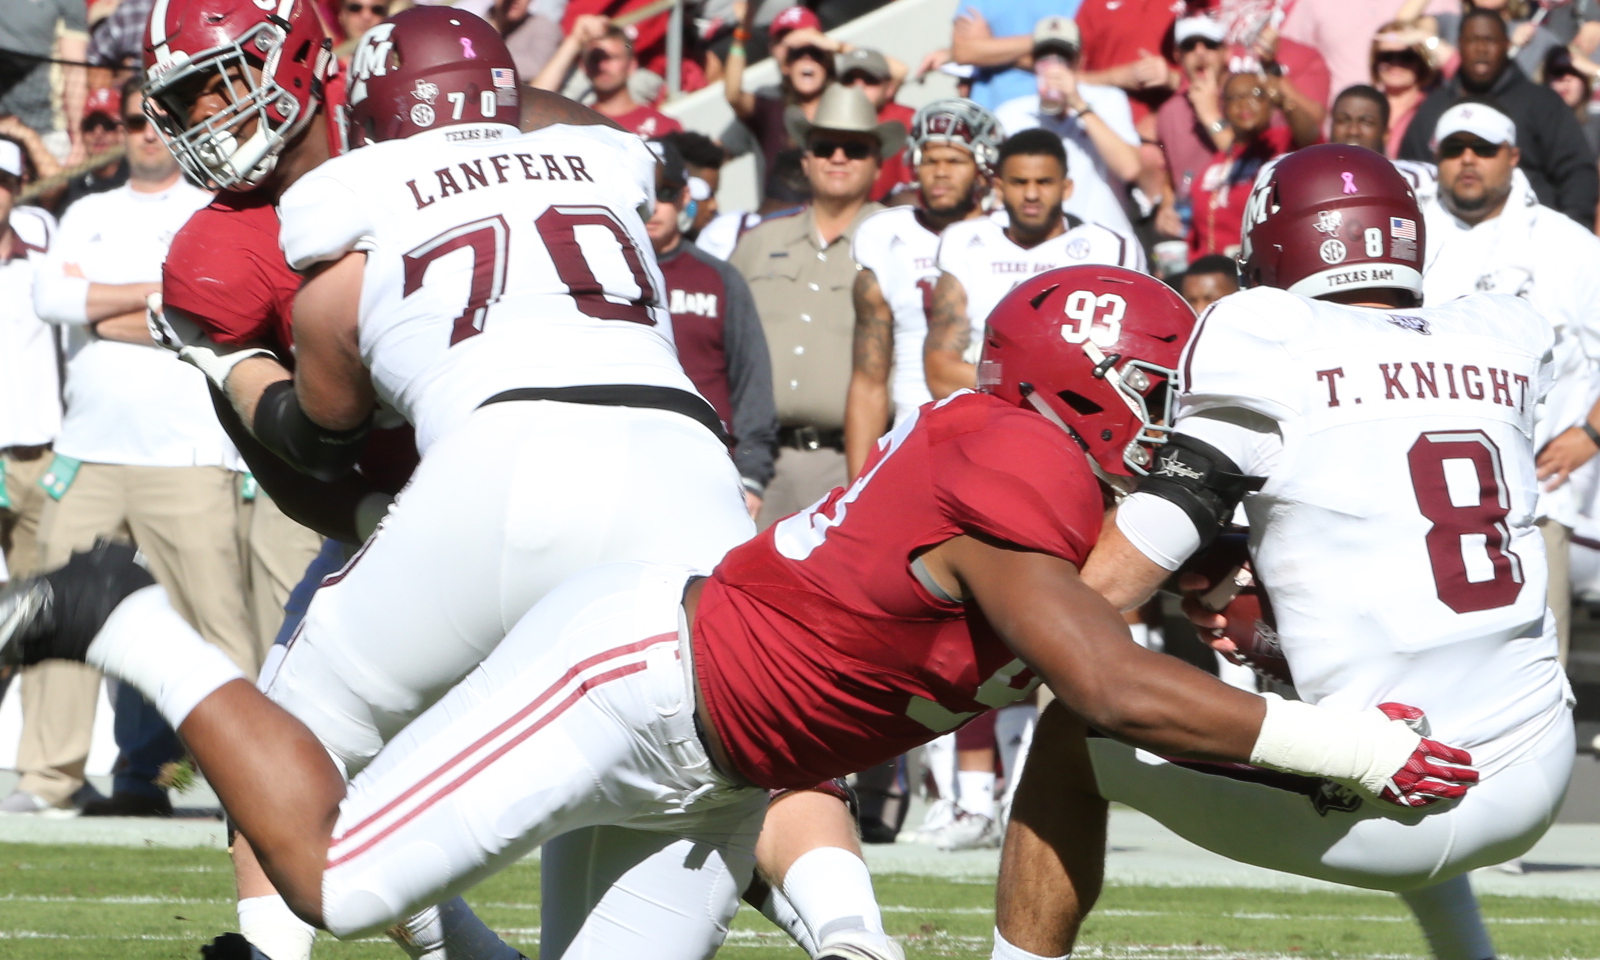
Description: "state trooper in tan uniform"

(731, 85), (905, 528)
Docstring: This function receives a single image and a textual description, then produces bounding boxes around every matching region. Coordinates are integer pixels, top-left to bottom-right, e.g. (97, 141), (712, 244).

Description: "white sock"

(238, 895), (316, 960)
(925, 733), (957, 801)
(780, 846), (884, 948)
(1398, 875), (1494, 960)
(86, 585), (243, 731)
(388, 898), (520, 960)
(957, 771), (996, 818)
(757, 884), (817, 956)
(992, 926), (1070, 960)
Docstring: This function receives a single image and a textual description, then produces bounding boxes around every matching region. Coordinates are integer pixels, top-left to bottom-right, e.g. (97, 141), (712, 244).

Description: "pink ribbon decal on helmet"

(461, 37), (476, 58)
(1341, 172), (1357, 194)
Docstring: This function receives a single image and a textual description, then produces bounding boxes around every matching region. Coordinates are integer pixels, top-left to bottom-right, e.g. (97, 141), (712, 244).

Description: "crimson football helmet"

(143, 0), (334, 190)
(345, 7), (521, 147)
(1238, 144), (1425, 304)
(978, 265), (1196, 480)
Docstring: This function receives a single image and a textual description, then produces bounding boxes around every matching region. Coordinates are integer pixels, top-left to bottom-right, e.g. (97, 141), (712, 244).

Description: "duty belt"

(778, 425), (844, 451)
(1, 443), (52, 462)
(479, 384), (729, 446)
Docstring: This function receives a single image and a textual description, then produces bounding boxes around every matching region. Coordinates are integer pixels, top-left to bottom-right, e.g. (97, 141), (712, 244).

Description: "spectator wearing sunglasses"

(58, 84), (131, 214)
(1421, 99), (1600, 667)
(1543, 46), (1600, 159)
(724, 4), (841, 202)
(1398, 10), (1598, 228)
(532, 16), (683, 136)
(837, 47), (915, 201)
(730, 85), (905, 528)
(1369, 20), (1438, 159)
(1153, 16), (1229, 242)
(333, 0), (390, 65)
(645, 138), (778, 520)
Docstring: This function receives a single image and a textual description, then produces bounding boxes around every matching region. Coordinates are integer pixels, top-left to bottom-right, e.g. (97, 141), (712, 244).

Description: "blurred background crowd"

(6, 0), (1600, 848)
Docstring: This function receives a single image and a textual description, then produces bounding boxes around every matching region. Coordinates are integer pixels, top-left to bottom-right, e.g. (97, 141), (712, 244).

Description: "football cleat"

(199, 932), (274, 959)
(929, 809), (1000, 851)
(816, 930), (906, 960)
(0, 540), (154, 670)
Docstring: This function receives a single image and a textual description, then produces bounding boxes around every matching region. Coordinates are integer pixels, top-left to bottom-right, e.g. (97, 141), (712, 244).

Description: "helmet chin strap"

(1019, 385), (1135, 501)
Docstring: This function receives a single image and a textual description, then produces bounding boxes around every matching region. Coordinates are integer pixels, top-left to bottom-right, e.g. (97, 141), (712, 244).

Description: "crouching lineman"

(993, 147), (1574, 960)
(0, 264), (1481, 959)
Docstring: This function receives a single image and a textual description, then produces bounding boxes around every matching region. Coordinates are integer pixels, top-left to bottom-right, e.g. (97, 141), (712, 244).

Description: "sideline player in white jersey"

(923, 128), (1145, 401)
(992, 146), (1574, 960)
(843, 98), (1002, 478)
(145, 10), (755, 959)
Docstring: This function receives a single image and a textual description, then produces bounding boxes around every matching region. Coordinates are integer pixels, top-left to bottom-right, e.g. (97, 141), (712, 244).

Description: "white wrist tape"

(1248, 693), (1422, 796)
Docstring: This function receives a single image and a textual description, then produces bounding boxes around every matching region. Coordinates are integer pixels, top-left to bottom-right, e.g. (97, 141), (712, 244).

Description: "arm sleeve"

(278, 171), (375, 272)
(716, 258), (779, 488)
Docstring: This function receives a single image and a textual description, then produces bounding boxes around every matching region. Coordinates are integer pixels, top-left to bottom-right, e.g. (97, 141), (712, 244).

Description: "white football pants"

(318, 561), (768, 957)
(1088, 697), (1574, 890)
(263, 400), (754, 774)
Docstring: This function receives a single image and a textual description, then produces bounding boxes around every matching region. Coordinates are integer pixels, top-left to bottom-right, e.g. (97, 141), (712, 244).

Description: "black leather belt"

(479, 384), (729, 446)
(1, 443), (52, 462)
(778, 425), (844, 451)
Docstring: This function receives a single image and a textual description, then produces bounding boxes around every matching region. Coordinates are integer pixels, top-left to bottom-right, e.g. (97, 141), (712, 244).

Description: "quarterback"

(0, 265), (1478, 959)
(993, 147), (1574, 960)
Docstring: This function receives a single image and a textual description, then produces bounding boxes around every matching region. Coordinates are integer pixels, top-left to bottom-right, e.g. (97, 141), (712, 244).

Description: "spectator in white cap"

(994, 16), (1142, 241)
(1154, 15), (1230, 241)
(1421, 97), (1600, 664)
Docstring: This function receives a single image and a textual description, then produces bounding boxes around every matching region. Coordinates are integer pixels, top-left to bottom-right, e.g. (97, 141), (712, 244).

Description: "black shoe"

(0, 540), (154, 669)
(80, 790), (173, 818)
(200, 932), (273, 959)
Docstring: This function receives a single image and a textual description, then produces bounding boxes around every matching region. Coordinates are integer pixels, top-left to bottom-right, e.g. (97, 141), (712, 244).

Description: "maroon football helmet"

(1238, 144), (1425, 304)
(143, 0), (334, 190)
(345, 7), (521, 147)
(978, 265), (1197, 479)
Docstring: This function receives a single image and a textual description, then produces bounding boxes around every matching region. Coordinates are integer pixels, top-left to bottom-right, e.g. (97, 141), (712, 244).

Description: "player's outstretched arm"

(934, 534), (1264, 761)
(844, 267), (895, 479)
(923, 271), (976, 399)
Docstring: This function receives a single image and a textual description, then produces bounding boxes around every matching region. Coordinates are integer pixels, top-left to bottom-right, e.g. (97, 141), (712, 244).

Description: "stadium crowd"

(3, 0), (1600, 872)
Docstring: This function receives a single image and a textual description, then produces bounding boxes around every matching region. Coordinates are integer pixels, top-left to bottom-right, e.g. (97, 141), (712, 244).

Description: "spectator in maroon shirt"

(724, 3), (840, 201)
(837, 47), (915, 201)
(647, 139), (779, 518)
(531, 15), (684, 137)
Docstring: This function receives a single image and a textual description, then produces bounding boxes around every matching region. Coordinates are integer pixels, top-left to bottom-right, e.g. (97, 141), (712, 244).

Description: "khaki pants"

(14, 462), (255, 804)
(1539, 517), (1573, 666)
(241, 491), (321, 667)
(756, 446), (848, 531)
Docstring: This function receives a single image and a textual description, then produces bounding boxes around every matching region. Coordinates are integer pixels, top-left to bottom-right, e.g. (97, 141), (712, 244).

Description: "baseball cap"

(769, 5), (822, 42)
(1432, 101), (1516, 149)
(83, 86), (122, 124)
(1174, 16), (1226, 46)
(0, 139), (23, 180)
(837, 47), (891, 81)
(1032, 16), (1081, 55)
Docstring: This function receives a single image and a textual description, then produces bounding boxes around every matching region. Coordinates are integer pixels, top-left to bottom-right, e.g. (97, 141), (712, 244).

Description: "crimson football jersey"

(693, 391), (1103, 789)
(162, 189), (298, 352)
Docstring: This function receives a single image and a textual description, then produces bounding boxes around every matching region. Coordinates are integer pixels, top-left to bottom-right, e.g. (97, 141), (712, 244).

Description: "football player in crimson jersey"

(994, 147), (1573, 960)
(0, 264), (1479, 960)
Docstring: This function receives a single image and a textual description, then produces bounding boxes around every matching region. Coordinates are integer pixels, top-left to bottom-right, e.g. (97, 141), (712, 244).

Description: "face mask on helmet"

(978, 266), (1196, 486)
(909, 98), (1003, 176)
(144, 12), (330, 190)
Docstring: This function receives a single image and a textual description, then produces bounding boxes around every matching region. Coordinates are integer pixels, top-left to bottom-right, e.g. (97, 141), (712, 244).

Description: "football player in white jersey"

(923, 128), (1146, 400)
(843, 98), (1002, 478)
(992, 146), (1574, 960)
(150, 10), (759, 959)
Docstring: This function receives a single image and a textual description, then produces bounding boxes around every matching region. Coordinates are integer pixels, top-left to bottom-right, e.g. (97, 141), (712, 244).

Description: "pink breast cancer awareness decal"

(1341, 172), (1358, 194)
(461, 37), (476, 58)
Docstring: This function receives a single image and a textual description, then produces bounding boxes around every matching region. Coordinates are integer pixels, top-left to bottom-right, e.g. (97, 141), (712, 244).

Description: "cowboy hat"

(785, 85), (908, 160)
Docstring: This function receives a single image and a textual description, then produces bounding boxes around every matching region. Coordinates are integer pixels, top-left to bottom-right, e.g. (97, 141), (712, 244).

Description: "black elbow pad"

(1135, 434), (1264, 550)
(252, 380), (371, 483)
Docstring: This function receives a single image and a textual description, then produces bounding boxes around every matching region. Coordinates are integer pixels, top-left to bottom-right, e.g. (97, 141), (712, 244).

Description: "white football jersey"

(278, 121), (695, 454)
(851, 205), (944, 425)
(937, 214), (1146, 345)
(1177, 287), (1564, 768)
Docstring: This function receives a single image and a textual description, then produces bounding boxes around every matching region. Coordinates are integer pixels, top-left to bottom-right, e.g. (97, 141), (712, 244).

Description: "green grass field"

(1, 843), (1596, 959)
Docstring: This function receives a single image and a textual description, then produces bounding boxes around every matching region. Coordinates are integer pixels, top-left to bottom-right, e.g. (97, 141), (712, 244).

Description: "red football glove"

(1372, 702), (1478, 808)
